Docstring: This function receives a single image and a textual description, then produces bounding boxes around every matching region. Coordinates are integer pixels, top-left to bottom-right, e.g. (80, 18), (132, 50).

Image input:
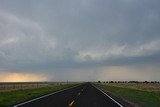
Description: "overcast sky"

(0, 0), (160, 82)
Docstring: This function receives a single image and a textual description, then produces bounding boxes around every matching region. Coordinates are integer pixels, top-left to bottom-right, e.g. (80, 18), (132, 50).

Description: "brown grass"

(0, 82), (68, 92)
(103, 83), (160, 92)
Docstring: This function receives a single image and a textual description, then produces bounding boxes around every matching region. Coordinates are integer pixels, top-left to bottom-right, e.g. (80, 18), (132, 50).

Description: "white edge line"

(92, 84), (123, 107)
(13, 84), (80, 107)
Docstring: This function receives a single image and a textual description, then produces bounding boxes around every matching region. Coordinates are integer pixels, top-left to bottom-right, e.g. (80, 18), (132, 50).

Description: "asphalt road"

(13, 83), (122, 107)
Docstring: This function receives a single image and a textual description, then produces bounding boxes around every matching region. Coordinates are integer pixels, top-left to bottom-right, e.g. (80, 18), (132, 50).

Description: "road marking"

(92, 84), (123, 107)
(13, 84), (81, 107)
(69, 100), (75, 107)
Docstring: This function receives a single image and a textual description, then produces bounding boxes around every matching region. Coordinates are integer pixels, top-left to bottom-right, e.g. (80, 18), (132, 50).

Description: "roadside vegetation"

(96, 82), (160, 107)
(0, 83), (78, 107)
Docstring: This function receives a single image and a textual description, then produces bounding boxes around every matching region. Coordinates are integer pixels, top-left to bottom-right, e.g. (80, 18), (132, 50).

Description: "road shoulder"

(93, 83), (138, 107)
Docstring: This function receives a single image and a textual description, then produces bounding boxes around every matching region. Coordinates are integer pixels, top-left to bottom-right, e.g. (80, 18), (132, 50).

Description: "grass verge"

(0, 83), (78, 107)
(95, 83), (160, 107)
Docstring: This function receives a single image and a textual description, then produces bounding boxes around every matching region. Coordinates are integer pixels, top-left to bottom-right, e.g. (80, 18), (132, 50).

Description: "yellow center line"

(69, 100), (75, 107)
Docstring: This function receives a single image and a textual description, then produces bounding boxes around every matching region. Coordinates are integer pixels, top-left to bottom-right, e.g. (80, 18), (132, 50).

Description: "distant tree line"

(97, 81), (160, 83)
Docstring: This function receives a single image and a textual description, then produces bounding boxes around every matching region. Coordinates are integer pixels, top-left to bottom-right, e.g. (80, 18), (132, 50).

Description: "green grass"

(96, 83), (160, 107)
(0, 84), (78, 107)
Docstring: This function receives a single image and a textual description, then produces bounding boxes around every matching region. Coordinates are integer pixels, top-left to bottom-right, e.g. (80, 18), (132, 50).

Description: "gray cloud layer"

(0, 0), (160, 81)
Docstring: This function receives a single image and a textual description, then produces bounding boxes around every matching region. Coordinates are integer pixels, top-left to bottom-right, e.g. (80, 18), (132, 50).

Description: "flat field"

(0, 82), (78, 107)
(96, 83), (160, 107)
(104, 83), (160, 92)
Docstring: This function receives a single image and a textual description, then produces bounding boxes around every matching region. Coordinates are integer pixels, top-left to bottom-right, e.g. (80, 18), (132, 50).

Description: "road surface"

(13, 83), (123, 107)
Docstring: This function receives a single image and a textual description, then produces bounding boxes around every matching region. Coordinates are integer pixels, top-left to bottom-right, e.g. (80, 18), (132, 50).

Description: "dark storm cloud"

(0, 0), (160, 81)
